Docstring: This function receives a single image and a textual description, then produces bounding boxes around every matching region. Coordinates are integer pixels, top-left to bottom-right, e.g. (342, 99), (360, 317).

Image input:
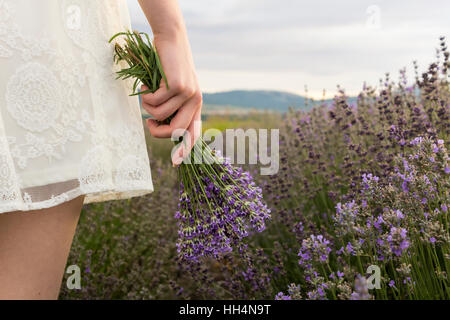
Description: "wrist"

(152, 23), (186, 42)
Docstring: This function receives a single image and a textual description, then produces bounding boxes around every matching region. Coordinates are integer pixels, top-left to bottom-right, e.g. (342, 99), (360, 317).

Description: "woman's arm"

(137, 0), (202, 165)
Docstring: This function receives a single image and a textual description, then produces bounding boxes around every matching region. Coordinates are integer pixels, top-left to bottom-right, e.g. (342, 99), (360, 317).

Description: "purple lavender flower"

(298, 234), (332, 265)
(362, 173), (379, 190)
(410, 137), (424, 146)
(175, 150), (271, 261)
(307, 282), (328, 300)
(387, 227), (410, 257)
(275, 292), (292, 300)
(395, 209), (404, 219)
(350, 275), (371, 300)
(432, 145), (439, 153)
(373, 215), (384, 230)
(346, 242), (356, 255)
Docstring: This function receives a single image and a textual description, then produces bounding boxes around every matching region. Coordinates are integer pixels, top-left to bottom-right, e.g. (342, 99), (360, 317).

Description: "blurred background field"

(144, 111), (282, 163)
(60, 39), (449, 300)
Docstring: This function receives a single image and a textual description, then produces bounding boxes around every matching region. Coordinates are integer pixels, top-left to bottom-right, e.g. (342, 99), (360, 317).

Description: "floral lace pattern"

(0, 0), (153, 213)
(6, 62), (64, 132)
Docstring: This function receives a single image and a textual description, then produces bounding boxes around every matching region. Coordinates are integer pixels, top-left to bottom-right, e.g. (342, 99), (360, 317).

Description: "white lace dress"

(0, 0), (154, 214)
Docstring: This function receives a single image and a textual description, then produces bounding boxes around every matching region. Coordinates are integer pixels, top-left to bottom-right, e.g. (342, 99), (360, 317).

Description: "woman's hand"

(138, 0), (202, 166)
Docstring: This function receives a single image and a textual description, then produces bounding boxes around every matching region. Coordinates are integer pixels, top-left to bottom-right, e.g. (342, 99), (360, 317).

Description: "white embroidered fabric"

(0, 0), (154, 214)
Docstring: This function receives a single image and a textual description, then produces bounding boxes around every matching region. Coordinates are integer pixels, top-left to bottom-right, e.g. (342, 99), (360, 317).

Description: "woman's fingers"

(146, 118), (170, 138)
(146, 105), (192, 138)
(141, 78), (193, 106)
(171, 108), (202, 166)
(141, 82), (173, 106)
(187, 107), (202, 152)
(142, 93), (189, 122)
(142, 80), (197, 121)
(146, 91), (201, 138)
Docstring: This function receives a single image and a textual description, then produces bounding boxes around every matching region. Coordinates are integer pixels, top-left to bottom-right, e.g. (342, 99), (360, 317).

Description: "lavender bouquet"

(109, 31), (271, 261)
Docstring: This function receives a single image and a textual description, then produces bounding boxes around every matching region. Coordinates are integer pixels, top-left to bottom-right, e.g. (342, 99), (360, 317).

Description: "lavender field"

(60, 38), (449, 300)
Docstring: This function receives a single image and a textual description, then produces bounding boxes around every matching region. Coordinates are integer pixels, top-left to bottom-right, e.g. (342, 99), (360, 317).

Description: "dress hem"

(0, 184), (154, 215)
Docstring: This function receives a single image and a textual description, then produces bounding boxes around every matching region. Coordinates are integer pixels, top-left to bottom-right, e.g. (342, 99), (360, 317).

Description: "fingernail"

(172, 157), (183, 167)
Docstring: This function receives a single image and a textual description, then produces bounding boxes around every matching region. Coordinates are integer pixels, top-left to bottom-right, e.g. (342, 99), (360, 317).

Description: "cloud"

(126, 0), (449, 97)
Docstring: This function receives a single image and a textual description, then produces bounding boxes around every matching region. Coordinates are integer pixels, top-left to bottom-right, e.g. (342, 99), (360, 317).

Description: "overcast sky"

(127, 0), (449, 98)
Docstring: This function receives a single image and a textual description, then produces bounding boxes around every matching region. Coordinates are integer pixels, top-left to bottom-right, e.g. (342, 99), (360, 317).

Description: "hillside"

(202, 90), (310, 112)
(141, 89), (357, 116)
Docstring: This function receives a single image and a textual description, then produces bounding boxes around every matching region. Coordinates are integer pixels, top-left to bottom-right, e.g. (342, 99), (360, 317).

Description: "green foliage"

(109, 30), (168, 95)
